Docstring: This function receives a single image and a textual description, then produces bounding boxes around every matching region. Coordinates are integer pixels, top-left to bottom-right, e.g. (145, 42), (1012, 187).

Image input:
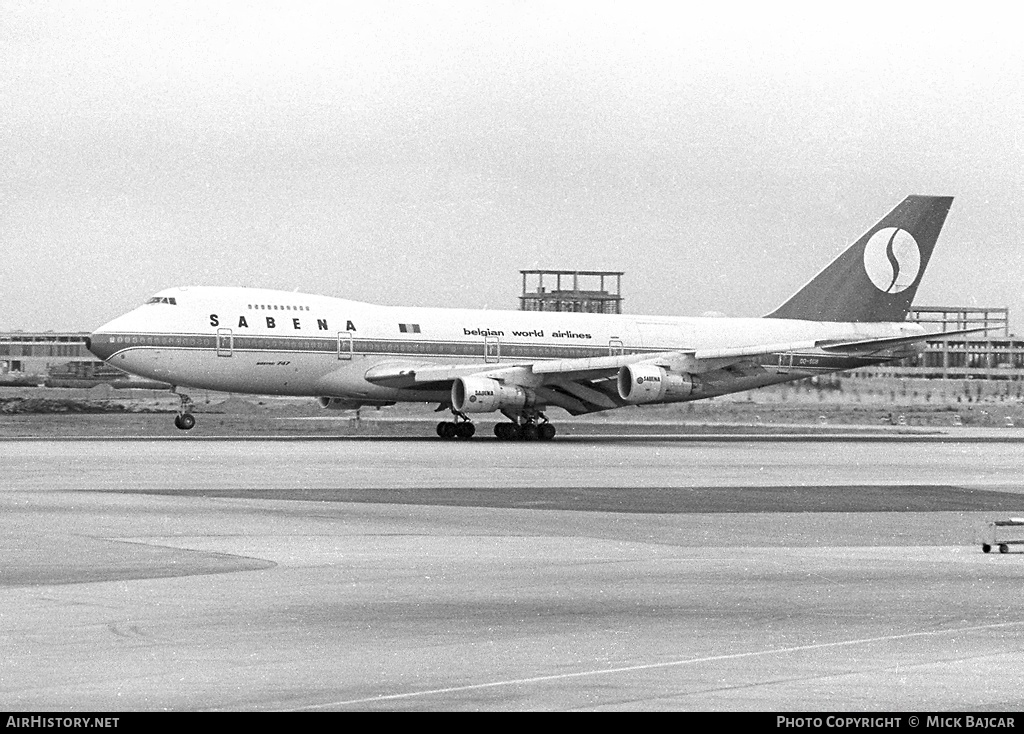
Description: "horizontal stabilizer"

(819, 327), (995, 353)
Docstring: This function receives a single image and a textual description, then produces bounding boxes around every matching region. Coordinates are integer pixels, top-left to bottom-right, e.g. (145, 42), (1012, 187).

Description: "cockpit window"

(145, 297), (177, 305)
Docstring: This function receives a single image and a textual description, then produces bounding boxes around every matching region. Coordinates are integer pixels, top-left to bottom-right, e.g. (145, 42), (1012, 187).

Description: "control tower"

(519, 270), (623, 314)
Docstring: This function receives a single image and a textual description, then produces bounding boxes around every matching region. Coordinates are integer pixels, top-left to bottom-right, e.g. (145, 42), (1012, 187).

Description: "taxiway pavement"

(2, 434), (1023, 711)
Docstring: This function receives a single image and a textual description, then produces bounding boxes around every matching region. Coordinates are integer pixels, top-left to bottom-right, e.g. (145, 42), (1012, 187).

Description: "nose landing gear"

(172, 389), (196, 431)
(174, 413), (196, 431)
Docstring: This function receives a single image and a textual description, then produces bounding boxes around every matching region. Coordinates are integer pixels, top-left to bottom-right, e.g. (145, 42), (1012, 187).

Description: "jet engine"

(452, 376), (533, 414)
(617, 364), (695, 404)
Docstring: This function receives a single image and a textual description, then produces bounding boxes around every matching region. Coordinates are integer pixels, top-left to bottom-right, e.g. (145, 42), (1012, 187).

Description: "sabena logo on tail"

(862, 227), (921, 293)
(766, 195), (952, 323)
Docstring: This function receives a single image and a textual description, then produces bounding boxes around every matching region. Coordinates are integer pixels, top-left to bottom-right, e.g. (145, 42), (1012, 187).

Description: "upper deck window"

(145, 297), (177, 305)
(247, 303), (312, 311)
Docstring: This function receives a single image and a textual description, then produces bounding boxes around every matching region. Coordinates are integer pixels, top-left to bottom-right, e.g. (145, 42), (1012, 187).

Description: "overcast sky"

(3, 1), (1022, 331)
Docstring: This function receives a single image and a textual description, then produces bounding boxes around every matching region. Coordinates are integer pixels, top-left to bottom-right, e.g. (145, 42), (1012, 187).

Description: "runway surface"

(3, 433), (1024, 710)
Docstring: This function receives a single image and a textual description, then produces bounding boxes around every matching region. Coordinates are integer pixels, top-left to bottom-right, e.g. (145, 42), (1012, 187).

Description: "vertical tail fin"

(766, 195), (953, 322)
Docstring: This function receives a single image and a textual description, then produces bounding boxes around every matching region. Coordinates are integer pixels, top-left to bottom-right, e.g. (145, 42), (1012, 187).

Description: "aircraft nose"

(86, 329), (117, 361)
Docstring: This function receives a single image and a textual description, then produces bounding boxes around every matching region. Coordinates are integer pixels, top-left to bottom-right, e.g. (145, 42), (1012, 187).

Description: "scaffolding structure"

(909, 306), (1010, 337)
(519, 270), (624, 314)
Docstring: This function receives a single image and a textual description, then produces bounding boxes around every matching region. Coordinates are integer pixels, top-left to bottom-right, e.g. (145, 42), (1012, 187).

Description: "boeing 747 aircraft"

(88, 195), (974, 440)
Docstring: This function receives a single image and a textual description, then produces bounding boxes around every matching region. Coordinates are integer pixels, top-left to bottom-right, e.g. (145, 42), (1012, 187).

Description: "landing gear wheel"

(175, 413), (196, 431)
(437, 420), (474, 439)
(494, 423), (518, 440)
(999, 543), (1010, 554)
(494, 421), (556, 441)
(171, 389), (196, 431)
(983, 544), (992, 553)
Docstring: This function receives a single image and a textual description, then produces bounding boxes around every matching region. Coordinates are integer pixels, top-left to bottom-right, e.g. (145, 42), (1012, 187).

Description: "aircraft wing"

(363, 361), (452, 389)
(362, 327), (1000, 414)
(366, 340), (821, 386)
(363, 340), (822, 414)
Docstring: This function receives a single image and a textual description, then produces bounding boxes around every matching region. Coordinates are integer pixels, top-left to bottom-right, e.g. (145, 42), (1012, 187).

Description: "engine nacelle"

(617, 364), (695, 404)
(452, 376), (533, 414)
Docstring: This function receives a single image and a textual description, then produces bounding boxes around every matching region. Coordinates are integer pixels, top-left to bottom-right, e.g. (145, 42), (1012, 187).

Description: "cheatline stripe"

(274, 619), (1024, 710)
(91, 333), (878, 369)
(95, 332), (660, 360)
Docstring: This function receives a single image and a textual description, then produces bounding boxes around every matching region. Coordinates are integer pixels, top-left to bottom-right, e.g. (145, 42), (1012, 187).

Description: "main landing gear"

(493, 413), (556, 442)
(172, 389), (196, 431)
(436, 409), (476, 440)
(435, 407), (557, 441)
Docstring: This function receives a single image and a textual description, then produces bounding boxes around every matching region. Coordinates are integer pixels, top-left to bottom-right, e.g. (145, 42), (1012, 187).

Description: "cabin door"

(338, 332), (353, 360)
(484, 335), (500, 363)
(217, 328), (233, 357)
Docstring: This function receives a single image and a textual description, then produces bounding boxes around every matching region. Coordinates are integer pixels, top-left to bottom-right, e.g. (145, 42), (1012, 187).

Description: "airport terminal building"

(0, 331), (122, 386)
(848, 306), (1024, 381)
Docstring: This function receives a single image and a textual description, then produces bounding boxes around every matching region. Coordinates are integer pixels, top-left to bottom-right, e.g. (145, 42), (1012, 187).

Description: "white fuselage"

(89, 286), (921, 408)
